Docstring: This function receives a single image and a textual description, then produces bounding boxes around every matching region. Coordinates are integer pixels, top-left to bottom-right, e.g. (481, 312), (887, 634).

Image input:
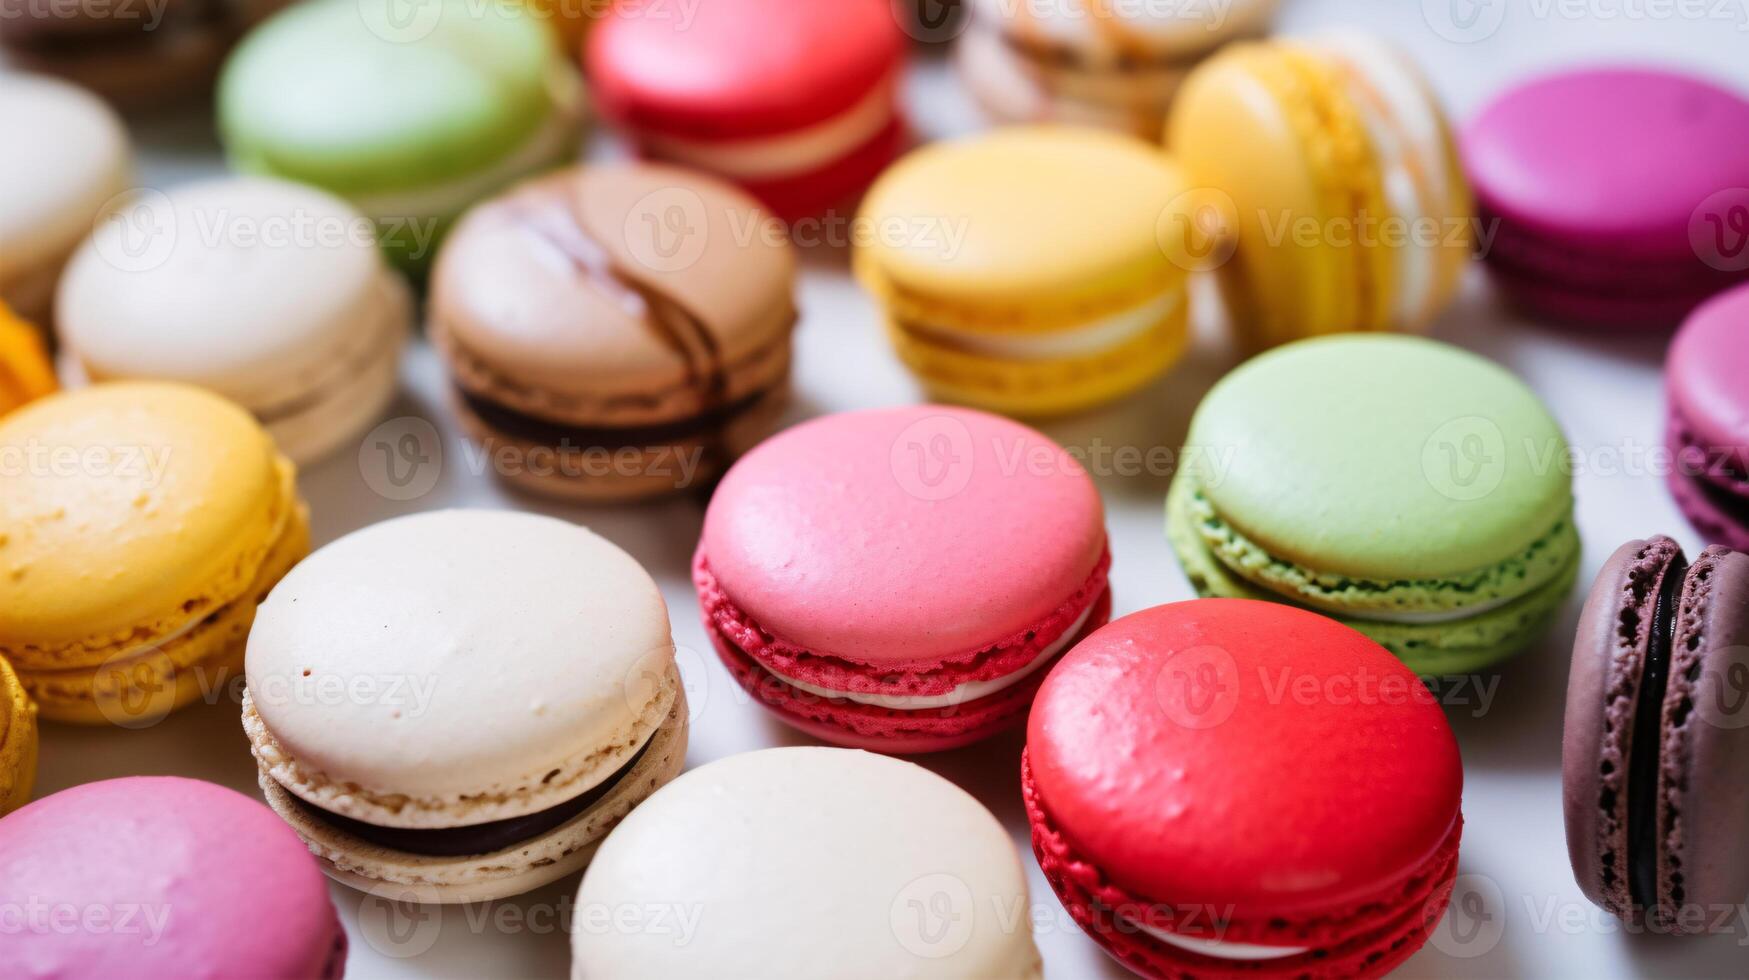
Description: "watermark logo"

(358, 0), (444, 43)
(1422, 416), (1507, 502)
(1428, 873), (1507, 958)
(1422, 0), (1508, 42)
(92, 645), (181, 729)
(360, 417), (443, 501)
(92, 188), (177, 274)
(1691, 188), (1749, 273)
(624, 187), (710, 274)
(890, 413), (977, 501)
(891, 873), (976, 959)
(1153, 644), (1239, 730)
(1696, 648), (1749, 732)
(357, 888), (445, 958)
(894, 0), (970, 43)
(1158, 188), (1238, 272)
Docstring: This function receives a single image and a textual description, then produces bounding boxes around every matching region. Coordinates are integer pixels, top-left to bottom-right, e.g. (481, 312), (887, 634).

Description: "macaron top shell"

(574, 747), (1040, 980)
(0, 73), (129, 284)
(1189, 334), (1572, 580)
(0, 382), (286, 648)
(1464, 68), (1749, 255)
(221, 0), (568, 193)
(1668, 282), (1749, 452)
(0, 777), (340, 979)
(433, 164), (796, 401)
(587, 0), (903, 140)
(700, 406), (1106, 664)
(1028, 599), (1463, 912)
(246, 510), (673, 809)
(857, 127), (1186, 317)
(59, 177), (388, 404)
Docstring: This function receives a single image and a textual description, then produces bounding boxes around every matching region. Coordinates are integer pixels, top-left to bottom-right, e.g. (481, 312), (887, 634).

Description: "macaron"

(587, 0), (906, 220)
(1465, 68), (1749, 328)
(57, 177), (410, 465)
(957, 0), (1279, 138)
(0, 0), (287, 111)
(0, 657), (37, 816)
(0, 382), (309, 725)
(1564, 537), (1749, 933)
(431, 164), (797, 501)
(1166, 334), (1580, 674)
(0, 73), (129, 329)
(1167, 32), (1472, 349)
(0, 776), (345, 977)
(219, 0), (585, 271)
(855, 126), (1190, 417)
(1025, 599), (1464, 977)
(244, 510), (687, 903)
(694, 406), (1111, 753)
(1667, 283), (1749, 550)
(0, 301), (56, 416)
(573, 747), (1042, 979)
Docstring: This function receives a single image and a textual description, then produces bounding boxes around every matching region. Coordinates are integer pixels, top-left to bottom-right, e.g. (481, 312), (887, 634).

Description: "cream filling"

(641, 76), (898, 180)
(760, 602), (1096, 710)
(908, 288), (1180, 360)
(1132, 920), (1309, 962)
(1308, 31), (1449, 328)
(1346, 593), (1518, 625)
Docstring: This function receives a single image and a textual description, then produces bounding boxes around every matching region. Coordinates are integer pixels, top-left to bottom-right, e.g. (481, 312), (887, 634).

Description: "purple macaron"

(1464, 68), (1749, 328)
(1667, 282), (1749, 550)
(1563, 537), (1749, 934)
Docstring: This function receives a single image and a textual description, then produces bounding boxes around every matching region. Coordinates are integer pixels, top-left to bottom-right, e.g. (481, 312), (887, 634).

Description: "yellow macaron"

(0, 657), (37, 814)
(0, 382), (310, 726)
(0, 301), (56, 417)
(855, 126), (1190, 418)
(1167, 32), (1472, 350)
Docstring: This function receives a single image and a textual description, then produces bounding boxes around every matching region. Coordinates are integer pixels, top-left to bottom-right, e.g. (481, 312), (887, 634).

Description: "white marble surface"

(32, 0), (1749, 976)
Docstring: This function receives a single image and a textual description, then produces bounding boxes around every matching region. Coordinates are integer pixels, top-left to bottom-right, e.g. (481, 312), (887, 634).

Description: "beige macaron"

(430, 163), (797, 502)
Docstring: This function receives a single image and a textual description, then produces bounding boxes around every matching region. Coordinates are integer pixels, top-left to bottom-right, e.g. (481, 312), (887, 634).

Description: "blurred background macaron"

(244, 510), (687, 903)
(694, 406), (1111, 753)
(431, 163), (798, 502)
(0, 382), (309, 725)
(1564, 537), (1749, 933)
(1666, 283), (1749, 550)
(956, 0), (1279, 139)
(856, 126), (1190, 417)
(0, 657), (36, 815)
(1168, 32), (1472, 349)
(0, 0), (287, 111)
(0, 73), (129, 331)
(587, 0), (906, 220)
(219, 0), (585, 272)
(1025, 600), (1463, 977)
(57, 177), (410, 465)
(573, 747), (1042, 979)
(1167, 334), (1579, 674)
(0, 777), (345, 977)
(1465, 68), (1749, 329)
(0, 301), (57, 416)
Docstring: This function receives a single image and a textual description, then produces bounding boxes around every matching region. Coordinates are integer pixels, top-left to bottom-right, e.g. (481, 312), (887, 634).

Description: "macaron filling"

(1626, 549), (1686, 911)
(1130, 925), (1308, 962)
(897, 287), (1181, 361)
(457, 383), (778, 464)
(641, 74), (900, 181)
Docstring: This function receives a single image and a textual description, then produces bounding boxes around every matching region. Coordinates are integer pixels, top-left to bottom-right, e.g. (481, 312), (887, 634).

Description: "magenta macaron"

(1464, 68), (1749, 327)
(693, 405), (1111, 753)
(1666, 282), (1749, 550)
(0, 776), (345, 978)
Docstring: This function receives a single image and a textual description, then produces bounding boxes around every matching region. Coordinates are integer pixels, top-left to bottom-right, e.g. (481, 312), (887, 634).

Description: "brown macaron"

(430, 164), (798, 502)
(1563, 536), (1749, 934)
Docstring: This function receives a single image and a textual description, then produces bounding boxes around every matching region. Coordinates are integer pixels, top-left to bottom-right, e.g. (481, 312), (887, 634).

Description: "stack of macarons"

(1665, 282), (1749, 550)
(587, 0), (906, 219)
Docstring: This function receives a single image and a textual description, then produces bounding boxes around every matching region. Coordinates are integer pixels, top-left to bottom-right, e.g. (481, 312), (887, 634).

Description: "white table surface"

(31, 1), (1749, 976)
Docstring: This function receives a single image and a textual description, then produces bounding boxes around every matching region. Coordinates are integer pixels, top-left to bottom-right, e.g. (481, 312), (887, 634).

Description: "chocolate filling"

(291, 737), (652, 858)
(1628, 554), (1687, 909)
(459, 384), (770, 453)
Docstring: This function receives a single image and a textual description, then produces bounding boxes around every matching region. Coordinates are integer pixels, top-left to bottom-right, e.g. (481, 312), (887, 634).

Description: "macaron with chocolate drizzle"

(431, 164), (798, 502)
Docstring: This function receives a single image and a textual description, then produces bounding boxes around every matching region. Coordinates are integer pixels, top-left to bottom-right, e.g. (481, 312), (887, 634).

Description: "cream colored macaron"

(572, 747), (1041, 979)
(243, 510), (686, 904)
(57, 176), (410, 465)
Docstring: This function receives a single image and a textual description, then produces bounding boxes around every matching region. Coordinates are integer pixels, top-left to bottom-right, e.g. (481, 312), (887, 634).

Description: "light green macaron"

(218, 0), (584, 270)
(1166, 334), (1581, 674)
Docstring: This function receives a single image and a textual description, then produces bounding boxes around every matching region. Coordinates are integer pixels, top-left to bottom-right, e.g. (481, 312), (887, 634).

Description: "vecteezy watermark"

(359, 417), (444, 502)
(1424, 0), (1749, 43)
(1691, 188), (1749, 273)
(456, 439), (708, 490)
(961, 0), (1238, 30)
(0, 440), (174, 487)
(1153, 655), (1504, 729)
(891, 874), (977, 959)
(1156, 200), (1496, 272)
(357, 890), (704, 959)
(247, 670), (442, 719)
(1424, 426), (1749, 501)
(0, 900), (173, 946)
(0, 0), (169, 28)
(892, 0), (971, 44)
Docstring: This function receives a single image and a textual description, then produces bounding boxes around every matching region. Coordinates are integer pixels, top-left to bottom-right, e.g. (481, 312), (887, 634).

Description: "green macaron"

(1166, 334), (1581, 674)
(218, 0), (583, 270)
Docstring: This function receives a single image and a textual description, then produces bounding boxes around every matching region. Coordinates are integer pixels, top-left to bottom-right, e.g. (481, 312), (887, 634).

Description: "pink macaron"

(586, 0), (907, 221)
(1464, 68), (1749, 328)
(1666, 282), (1749, 550)
(0, 776), (345, 978)
(694, 406), (1111, 753)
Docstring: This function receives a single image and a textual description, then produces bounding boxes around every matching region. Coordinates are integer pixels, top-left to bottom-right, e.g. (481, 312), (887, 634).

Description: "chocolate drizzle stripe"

(1628, 553), (1687, 910)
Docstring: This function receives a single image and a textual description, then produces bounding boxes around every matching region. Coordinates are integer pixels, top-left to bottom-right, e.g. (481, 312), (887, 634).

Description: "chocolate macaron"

(431, 164), (797, 501)
(1564, 536), (1749, 933)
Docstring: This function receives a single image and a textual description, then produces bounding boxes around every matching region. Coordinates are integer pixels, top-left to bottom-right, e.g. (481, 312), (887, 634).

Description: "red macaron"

(1024, 599), (1463, 978)
(587, 0), (908, 221)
